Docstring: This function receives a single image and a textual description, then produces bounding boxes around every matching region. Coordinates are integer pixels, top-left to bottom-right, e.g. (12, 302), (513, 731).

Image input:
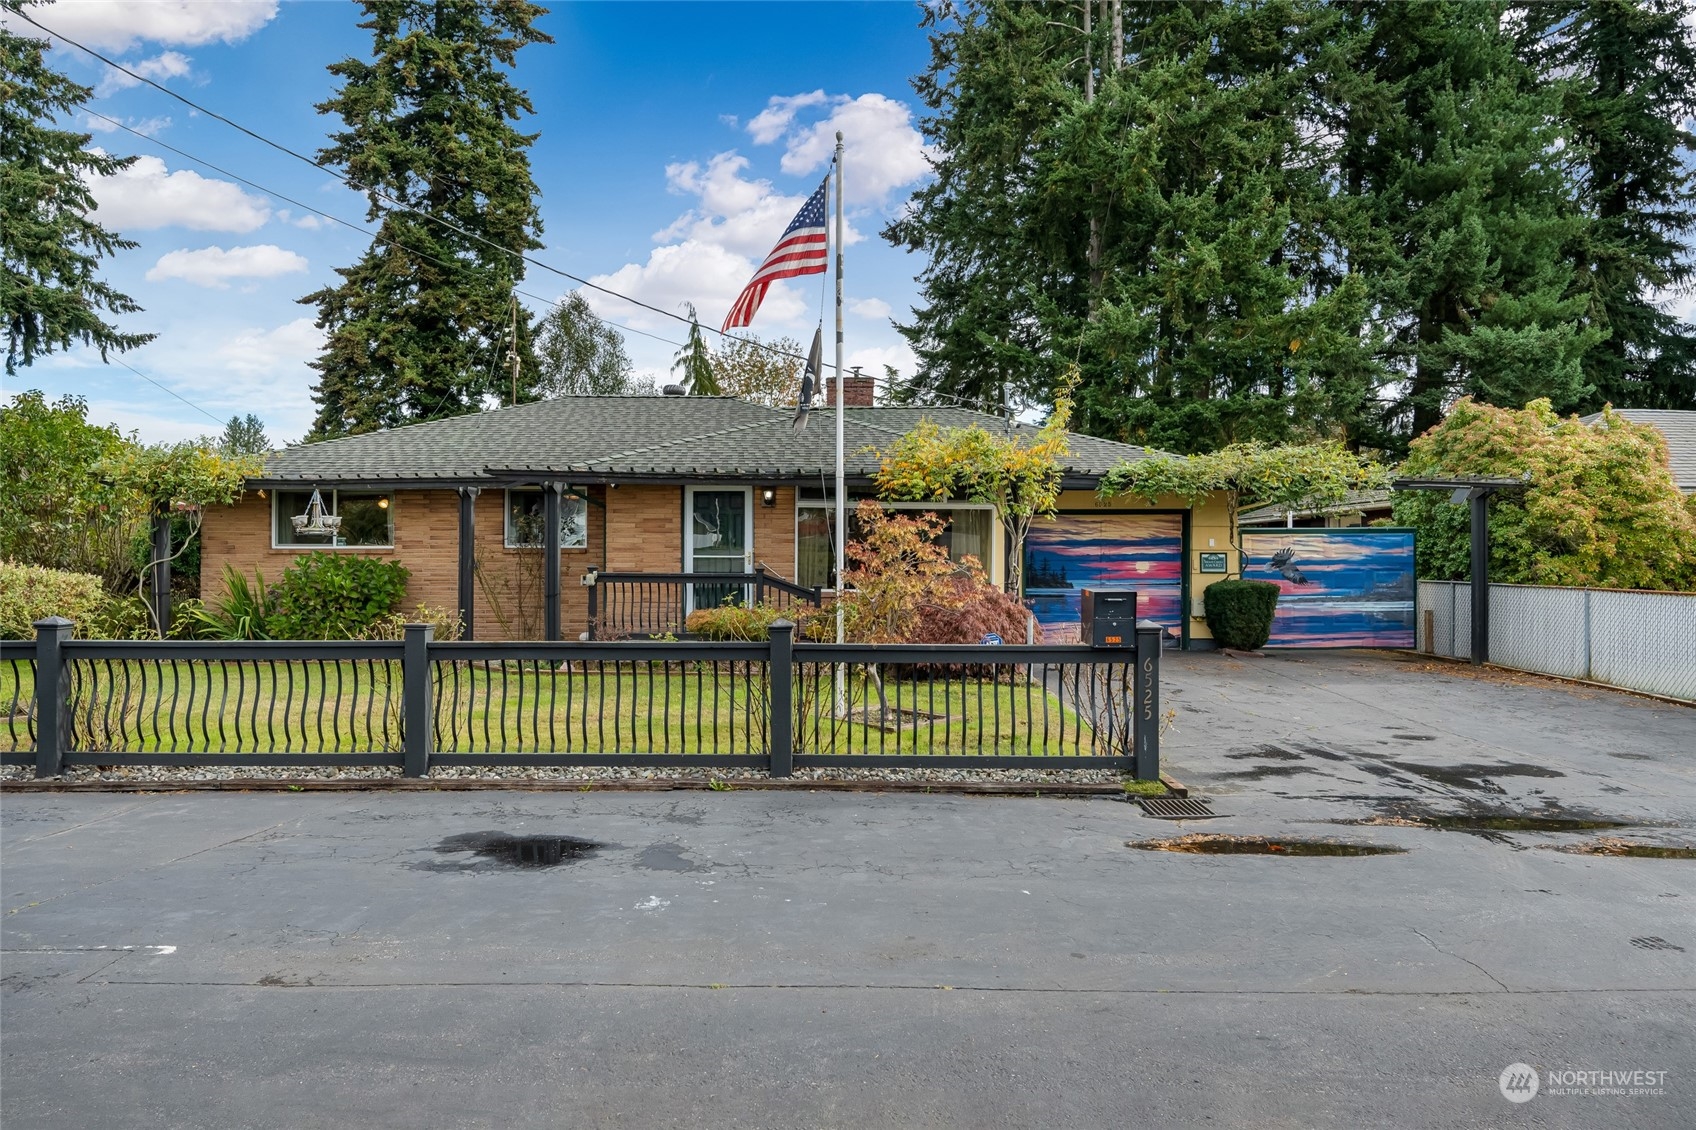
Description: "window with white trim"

(272, 490), (393, 548)
(794, 498), (996, 589)
(505, 489), (588, 549)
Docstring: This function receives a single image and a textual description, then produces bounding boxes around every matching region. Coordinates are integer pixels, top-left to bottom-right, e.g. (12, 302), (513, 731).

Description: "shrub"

(1203, 580), (1279, 650)
(359, 603), (465, 642)
(685, 602), (788, 641)
(190, 564), (275, 640)
(0, 561), (110, 638)
(267, 553), (410, 640)
(836, 502), (1029, 645)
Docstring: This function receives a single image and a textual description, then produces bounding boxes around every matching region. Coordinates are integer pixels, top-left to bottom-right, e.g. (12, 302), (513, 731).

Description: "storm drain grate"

(1137, 796), (1219, 819)
(1630, 936), (1685, 952)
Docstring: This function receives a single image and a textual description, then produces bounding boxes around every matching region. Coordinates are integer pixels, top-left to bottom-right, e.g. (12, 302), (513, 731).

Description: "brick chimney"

(825, 371), (875, 407)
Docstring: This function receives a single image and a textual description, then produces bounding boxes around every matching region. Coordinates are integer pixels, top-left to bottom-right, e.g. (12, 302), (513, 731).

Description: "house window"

(505, 489), (588, 549)
(272, 490), (394, 548)
(795, 500), (996, 589)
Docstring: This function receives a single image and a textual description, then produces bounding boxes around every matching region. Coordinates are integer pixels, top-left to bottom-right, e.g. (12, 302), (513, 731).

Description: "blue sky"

(5, 0), (939, 444)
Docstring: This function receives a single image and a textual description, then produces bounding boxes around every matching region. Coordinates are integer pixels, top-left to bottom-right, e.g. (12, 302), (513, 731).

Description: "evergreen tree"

(1, 2), (153, 374)
(890, 1), (1381, 453)
(300, 0), (551, 439)
(1351, 2), (1597, 440)
(1524, 0), (1696, 412)
(534, 292), (641, 395)
(673, 304), (718, 395)
(219, 413), (270, 454)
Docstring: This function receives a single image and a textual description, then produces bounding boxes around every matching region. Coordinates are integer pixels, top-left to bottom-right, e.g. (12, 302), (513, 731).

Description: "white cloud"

(96, 49), (192, 95)
(846, 343), (919, 384)
(776, 93), (934, 205)
(146, 244), (309, 288)
(850, 297), (892, 320)
(208, 317), (323, 380)
(84, 113), (172, 137)
(584, 90), (930, 341)
(17, 1), (278, 52)
(746, 90), (831, 145)
(586, 239), (809, 335)
(87, 154), (270, 232)
(292, 214), (327, 230)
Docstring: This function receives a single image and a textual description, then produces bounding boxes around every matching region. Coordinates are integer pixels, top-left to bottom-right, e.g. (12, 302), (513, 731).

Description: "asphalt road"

(3, 651), (1693, 1129)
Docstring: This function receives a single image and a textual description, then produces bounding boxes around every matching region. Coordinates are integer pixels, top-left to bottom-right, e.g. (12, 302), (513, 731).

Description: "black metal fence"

(587, 568), (822, 640)
(3, 616), (1161, 779)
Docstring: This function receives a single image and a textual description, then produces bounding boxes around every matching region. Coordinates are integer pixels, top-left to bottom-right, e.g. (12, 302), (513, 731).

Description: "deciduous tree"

(1391, 397), (1696, 591)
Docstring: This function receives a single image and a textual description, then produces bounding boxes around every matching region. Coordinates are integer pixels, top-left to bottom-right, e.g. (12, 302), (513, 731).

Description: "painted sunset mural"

(1240, 529), (1416, 648)
(1025, 514), (1184, 641)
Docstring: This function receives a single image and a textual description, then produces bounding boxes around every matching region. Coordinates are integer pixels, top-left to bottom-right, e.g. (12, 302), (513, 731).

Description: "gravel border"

(0, 761), (1130, 792)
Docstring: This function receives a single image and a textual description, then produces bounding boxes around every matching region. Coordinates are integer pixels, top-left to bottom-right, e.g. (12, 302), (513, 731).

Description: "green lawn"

(1, 657), (1125, 759)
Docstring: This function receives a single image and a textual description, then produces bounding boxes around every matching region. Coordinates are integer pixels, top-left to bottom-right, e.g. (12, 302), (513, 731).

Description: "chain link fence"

(1418, 581), (1696, 702)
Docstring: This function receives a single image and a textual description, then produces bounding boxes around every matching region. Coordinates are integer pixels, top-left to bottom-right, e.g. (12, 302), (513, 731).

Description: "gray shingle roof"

(253, 396), (1159, 486)
(1580, 409), (1696, 493)
(1238, 489), (1394, 526)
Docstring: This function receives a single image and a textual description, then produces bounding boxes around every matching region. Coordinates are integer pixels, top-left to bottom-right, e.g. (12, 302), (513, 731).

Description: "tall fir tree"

(1523, 0), (1696, 412)
(1, 1), (153, 374)
(889, 1), (1381, 454)
(1349, 1), (1597, 441)
(301, 0), (551, 439)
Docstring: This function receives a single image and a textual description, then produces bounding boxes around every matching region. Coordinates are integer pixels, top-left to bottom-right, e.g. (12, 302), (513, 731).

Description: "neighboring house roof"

(251, 396), (1159, 487)
(1238, 489), (1395, 527)
(1579, 408), (1696, 494)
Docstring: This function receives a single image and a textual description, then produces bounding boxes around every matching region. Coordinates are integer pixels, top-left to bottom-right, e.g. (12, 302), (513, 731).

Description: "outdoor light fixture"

(290, 488), (341, 537)
(761, 488), (777, 508)
(377, 497), (390, 509)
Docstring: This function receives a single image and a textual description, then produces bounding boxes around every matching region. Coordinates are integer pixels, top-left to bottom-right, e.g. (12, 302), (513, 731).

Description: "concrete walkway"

(3, 651), (1692, 1128)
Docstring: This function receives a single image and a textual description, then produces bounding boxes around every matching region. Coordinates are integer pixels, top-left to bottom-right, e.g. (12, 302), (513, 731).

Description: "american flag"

(722, 177), (829, 331)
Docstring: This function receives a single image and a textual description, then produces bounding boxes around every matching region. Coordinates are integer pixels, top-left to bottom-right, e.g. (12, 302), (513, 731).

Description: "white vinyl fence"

(1419, 582), (1696, 702)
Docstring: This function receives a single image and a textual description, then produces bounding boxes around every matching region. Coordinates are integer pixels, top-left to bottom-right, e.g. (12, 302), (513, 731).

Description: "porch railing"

(586, 567), (822, 640)
(4, 617), (1162, 780)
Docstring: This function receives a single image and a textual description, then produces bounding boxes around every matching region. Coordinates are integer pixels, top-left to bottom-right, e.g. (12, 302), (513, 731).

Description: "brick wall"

(200, 482), (801, 641)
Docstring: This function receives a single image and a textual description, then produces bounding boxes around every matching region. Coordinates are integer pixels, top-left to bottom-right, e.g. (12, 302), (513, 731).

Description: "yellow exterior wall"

(1051, 488), (1236, 644)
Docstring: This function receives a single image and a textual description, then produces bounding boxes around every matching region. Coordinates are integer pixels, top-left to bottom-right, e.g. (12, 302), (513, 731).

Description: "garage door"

(1024, 513), (1184, 642)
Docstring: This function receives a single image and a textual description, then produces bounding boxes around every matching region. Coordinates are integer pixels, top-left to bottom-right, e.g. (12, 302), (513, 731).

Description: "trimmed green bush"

(0, 560), (110, 638)
(267, 553), (410, 640)
(1203, 579), (1279, 650)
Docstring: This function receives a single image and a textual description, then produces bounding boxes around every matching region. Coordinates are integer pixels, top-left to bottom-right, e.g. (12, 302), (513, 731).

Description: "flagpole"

(833, 131), (845, 652)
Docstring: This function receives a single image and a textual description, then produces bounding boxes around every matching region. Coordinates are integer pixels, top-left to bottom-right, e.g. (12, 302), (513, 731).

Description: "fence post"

(33, 617), (73, 778)
(768, 619), (794, 777)
(403, 623), (434, 777)
(586, 572), (598, 641)
(1583, 588), (1593, 682)
(1132, 620), (1161, 782)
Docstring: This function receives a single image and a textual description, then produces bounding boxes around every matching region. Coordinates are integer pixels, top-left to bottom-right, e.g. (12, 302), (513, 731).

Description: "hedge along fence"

(3, 617), (1165, 780)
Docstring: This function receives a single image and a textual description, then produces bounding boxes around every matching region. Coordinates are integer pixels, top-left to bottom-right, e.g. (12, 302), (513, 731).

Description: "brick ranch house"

(200, 377), (1238, 646)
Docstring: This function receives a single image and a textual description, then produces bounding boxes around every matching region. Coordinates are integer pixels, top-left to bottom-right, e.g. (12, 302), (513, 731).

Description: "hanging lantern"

(291, 488), (342, 537)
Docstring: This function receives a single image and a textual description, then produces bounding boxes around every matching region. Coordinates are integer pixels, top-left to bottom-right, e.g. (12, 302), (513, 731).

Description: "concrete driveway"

(2, 650), (1692, 1129)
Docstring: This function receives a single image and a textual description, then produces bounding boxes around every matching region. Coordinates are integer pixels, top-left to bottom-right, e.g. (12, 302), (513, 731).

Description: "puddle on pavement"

(1128, 834), (1406, 857)
(1349, 811), (1632, 835)
(415, 831), (601, 871)
(637, 843), (708, 872)
(1542, 839), (1696, 860)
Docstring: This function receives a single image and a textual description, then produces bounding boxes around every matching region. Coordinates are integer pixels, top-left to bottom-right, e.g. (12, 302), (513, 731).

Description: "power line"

(20, 6), (805, 354)
(39, 15), (1014, 418)
(109, 357), (227, 427)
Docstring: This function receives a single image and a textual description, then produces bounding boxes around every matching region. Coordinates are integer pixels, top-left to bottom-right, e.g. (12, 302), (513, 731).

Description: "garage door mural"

(1024, 513), (1184, 642)
(1240, 529), (1415, 648)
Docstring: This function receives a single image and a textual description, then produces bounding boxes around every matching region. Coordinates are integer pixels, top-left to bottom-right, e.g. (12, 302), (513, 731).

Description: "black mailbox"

(1079, 589), (1137, 647)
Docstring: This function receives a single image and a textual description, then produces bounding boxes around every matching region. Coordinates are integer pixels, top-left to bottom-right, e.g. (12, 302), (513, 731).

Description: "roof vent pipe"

(662, 384), (687, 396)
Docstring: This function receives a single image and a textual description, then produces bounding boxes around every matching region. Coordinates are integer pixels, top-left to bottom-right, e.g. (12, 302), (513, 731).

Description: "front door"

(685, 487), (753, 613)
